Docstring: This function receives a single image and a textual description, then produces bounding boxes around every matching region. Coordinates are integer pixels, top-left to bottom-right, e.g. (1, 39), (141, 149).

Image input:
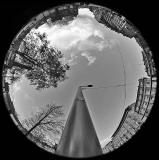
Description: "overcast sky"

(9, 8), (147, 147)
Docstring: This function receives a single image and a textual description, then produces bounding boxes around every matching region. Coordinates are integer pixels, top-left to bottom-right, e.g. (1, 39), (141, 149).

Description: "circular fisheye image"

(2, 2), (157, 158)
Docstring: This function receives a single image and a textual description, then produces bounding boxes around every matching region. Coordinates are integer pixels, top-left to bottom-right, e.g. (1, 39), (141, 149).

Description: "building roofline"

(111, 103), (135, 138)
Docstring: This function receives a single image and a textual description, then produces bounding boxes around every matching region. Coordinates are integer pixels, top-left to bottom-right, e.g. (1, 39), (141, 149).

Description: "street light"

(80, 84), (94, 89)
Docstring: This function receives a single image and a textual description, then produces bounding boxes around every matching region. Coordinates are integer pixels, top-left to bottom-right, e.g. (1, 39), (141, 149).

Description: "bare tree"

(22, 104), (65, 148)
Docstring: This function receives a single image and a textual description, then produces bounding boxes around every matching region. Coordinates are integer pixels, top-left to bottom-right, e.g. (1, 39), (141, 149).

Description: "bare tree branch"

(22, 103), (65, 148)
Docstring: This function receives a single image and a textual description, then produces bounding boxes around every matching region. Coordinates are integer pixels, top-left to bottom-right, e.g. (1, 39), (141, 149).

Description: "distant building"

(109, 14), (138, 38)
(111, 15), (126, 30)
(120, 21), (138, 38)
(90, 6), (137, 39)
(55, 4), (78, 21)
(89, 5), (114, 29)
(102, 10), (113, 25)
(142, 47), (156, 77)
(99, 10), (122, 32)
(103, 77), (157, 153)
(135, 77), (157, 121)
(88, 5), (111, 23)
(103, 141), (114, 153)
(135, 34), (148, 49)
(103, 103), (143, 154)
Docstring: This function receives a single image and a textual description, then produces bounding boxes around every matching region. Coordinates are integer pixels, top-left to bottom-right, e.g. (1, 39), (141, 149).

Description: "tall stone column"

(56, 86), (102, 158)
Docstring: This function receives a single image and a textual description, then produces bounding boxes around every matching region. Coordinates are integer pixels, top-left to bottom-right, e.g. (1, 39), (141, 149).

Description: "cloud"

(64, 53), (78, 66)
(36, 12), (119, 66)
(81, 52), (96, 65)
(78, 8), (95, 18)
(77, 39), (105, 51)
(96, 41), (107, 51)
(13, 83), (21, 93)
(94, 30), (104, 39)
(37, 16), (107, 51)
(24, 94), (32, 100)
(108, 39), (119, 49)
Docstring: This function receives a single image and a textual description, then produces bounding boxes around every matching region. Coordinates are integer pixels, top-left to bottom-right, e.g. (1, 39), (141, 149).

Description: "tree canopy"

(4, 30), (70, 90)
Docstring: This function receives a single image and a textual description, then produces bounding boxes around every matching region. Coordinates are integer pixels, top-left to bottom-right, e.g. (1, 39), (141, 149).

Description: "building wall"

(135, 77), (157, 120)
(89, 5), (112, 24)
(121, 22), (137, 38)
(111, 15), (126, 30)
(135, 34), (148, 49)
(103, 103), (142, 153)
(142, 47), (156, 77)
(103, 77), (157, 154)
(91, 7), (137, 39)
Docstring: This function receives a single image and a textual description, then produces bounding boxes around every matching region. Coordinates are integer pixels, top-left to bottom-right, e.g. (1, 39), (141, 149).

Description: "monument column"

(56, 86), (102, 158)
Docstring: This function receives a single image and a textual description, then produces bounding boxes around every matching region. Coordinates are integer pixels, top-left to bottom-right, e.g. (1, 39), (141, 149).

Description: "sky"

(9, 8), (147, 147)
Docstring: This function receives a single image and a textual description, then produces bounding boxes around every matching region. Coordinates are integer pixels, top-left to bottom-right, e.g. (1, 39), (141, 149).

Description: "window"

(151, 88), (156, 94)
(145, 87), (150, 92)
(150, 95), (155, 103)
(150, 95), (154, 100)
(139, 88), (143, 93)
(135, 106), (139, 112)
(145, 109), (150, 116)
(139, 109), (145, 115)
(147, 103), (153, 109)
(146, 81), (150, 84)
(145, 95), (150, 99)
(142, 116), (147, 122)
(126, 132), (131, 139)
(152, 82), (157, 88)
(143, 101), (148, 107)
(122, 136), (127, 142)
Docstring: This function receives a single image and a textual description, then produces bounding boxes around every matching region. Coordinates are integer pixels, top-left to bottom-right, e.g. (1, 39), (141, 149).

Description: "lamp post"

(56, 84), (102, 158)
(79, 84), (93, 92)
(80, 84), (94, 88)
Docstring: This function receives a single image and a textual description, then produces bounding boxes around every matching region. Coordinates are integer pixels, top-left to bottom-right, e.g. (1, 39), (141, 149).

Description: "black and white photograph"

(0, 1), (158, 160)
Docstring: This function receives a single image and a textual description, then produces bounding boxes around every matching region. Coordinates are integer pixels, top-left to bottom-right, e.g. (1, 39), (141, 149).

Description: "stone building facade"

(111, 15), (126, 30)
(135, 77), (157, 121)
(134, 31), (156, 78)
(103, 103), (142, 154)
(89, 5), (137, 38)
(103, 77), (157, 154)
(134, 33), (148, 49)
(141, 47), (156, 77)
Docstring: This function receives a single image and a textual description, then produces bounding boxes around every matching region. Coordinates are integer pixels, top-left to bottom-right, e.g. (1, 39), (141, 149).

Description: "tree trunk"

(25, 108), (54, 136)
(4, 61), (32, 70)
(15, 51), (39, 66)
(15, 50), (46, 71)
